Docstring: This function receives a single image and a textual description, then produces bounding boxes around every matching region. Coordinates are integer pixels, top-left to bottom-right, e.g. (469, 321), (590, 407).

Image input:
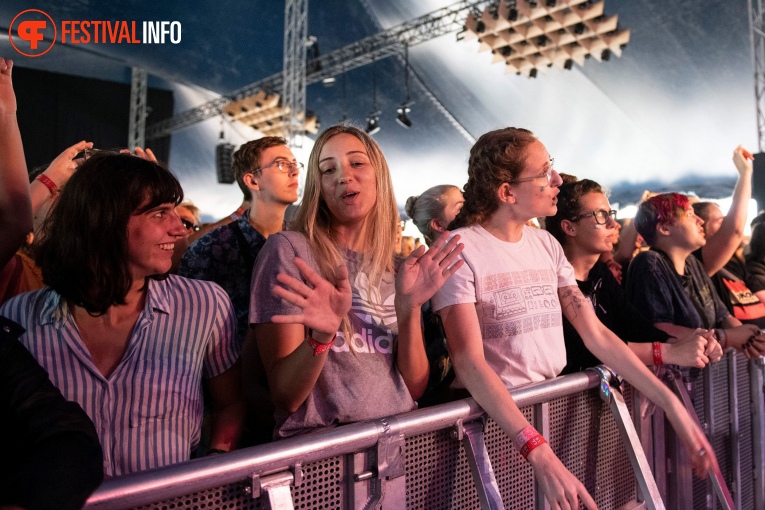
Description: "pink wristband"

(514, 425), (547, 460)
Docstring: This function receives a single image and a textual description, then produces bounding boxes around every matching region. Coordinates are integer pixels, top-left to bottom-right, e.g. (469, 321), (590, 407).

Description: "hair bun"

(404, 195), (418, 218)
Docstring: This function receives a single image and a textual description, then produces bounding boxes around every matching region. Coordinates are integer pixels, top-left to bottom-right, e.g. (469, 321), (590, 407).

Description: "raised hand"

(44, 140), (93, 188)
(732, 145), (754, 176)
(0, 58), (16, 115)
(528, 445), (598, 509)
(120, 146), (158, 163)
(271, 257), (352, 337)
(395, 231), (464, 311)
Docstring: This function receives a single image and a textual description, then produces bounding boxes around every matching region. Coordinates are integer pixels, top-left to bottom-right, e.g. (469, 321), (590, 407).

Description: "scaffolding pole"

(283, 0), (308, 148)
(749, 0), (765, 152)
(128, 67), (148, 150)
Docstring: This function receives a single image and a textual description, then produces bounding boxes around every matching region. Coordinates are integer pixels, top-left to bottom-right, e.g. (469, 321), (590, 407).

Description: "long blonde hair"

(292, 124), (398, 290)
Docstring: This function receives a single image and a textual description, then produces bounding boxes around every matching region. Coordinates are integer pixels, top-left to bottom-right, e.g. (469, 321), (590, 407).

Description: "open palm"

(271, 257), (352, 336)
(396, 232), (464, 310)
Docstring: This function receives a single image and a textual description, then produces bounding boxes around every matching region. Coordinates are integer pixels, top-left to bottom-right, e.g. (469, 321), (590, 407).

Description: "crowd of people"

(3, 53), (765, 509)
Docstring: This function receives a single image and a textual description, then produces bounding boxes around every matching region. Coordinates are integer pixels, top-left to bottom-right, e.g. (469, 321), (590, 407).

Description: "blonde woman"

(248, 125), (463, 438)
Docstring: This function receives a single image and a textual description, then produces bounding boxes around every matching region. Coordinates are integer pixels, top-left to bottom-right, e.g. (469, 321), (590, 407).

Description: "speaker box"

(216, 143), (236, 184)
(754, 152), (765, 213)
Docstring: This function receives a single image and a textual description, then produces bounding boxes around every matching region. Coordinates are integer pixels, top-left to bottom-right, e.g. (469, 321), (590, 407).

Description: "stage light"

(564, 58), (573, 70)
(396, 104), (412, 128)
(365, 111), (381, 135)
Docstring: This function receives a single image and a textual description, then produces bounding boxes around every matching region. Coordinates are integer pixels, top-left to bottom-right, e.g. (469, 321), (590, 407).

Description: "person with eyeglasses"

(432, 127), (718, 509)
(176, 201), (202, 235)
(178, 136), (301, 445)
(545, 175), (722, 375)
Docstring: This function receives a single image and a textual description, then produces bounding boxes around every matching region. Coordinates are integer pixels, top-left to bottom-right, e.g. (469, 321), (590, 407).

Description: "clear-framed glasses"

(506, 158), (555, 185)
(256, 158), (304, 173)
(181, 219), (201, 232)
(570, 209), (618, 225)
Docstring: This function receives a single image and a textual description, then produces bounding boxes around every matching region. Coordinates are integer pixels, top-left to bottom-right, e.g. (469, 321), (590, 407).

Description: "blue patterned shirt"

(178, 211), (266, 343)
(0, 276), (238, 476)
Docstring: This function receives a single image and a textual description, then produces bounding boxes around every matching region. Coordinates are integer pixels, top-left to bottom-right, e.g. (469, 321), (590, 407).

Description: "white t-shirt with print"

(432, 224), (575, 388)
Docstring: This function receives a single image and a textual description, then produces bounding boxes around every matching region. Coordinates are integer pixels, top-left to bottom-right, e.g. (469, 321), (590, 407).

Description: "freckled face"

(509, 140), (562, 219)
(126, 203), (186, 279)
(318, 133), (377, 227)
(567, 192), (619, 255)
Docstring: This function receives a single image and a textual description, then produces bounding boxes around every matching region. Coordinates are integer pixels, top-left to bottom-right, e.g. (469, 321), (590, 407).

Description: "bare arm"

(700, 146), (753, 275)
(207, 359), (245, 452)
(0, 58), (31, 267)
(440, 302), (597, 509)
(393, 232), (464, 399)
(560, 285), (715, 477)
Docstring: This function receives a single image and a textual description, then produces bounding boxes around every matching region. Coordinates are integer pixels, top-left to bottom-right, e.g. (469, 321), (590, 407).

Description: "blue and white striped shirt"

(0, 275), (239, 476)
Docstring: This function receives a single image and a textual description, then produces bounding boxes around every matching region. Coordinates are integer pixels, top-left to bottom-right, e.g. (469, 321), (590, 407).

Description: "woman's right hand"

(664, 329), (712, 368)
(271, 257), (352, 340)
(527, 444), (598, 509)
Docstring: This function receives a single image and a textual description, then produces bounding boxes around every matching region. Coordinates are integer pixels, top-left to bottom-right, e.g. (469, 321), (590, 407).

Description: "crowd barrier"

(83, 352), (765, 510)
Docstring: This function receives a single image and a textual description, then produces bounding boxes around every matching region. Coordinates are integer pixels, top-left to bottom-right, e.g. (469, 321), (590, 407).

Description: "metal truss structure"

(128, 67), (148, 149)
(282, 0), (308, 147)
(749, 0), (765, 152)
(145, 0), (491, 140)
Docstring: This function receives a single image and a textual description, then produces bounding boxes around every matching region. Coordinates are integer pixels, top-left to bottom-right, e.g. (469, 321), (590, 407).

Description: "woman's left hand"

(395, 231), (464, 311)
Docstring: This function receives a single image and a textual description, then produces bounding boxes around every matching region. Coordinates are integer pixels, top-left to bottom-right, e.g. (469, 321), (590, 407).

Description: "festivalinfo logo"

(8, 9), (182, 58)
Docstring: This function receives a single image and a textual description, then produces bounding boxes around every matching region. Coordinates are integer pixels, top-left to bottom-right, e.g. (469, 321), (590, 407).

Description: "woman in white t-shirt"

(432, 127), (717, 509)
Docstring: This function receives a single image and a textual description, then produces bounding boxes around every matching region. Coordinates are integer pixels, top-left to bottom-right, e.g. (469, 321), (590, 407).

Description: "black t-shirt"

(561, 261), (671, 375)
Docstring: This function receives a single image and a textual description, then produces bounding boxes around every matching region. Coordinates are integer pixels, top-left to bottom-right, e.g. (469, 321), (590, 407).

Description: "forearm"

(702, 172), (750, 274)
(210, 401), (245, 451)
(394, 305), (429, 399)
(0, 112), (31, 263)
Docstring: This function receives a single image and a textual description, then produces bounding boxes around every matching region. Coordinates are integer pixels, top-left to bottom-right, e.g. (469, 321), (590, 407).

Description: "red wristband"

(36, 174), (59, 195)
(652, 342), (663, 366)
(514, 425), (547, 460)
(306, 332), (336, 356)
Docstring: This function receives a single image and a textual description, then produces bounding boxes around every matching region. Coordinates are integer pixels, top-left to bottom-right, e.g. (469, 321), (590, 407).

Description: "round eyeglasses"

(506, 158), (555, 186)
(570, 209), (617, 225)
(256, 159), (304, 173)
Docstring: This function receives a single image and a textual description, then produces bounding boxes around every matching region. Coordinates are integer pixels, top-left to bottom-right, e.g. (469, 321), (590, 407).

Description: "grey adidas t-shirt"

(249, 231), (416, 438)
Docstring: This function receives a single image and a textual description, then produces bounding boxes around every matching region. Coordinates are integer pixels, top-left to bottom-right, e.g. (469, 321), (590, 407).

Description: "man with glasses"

(178, 136), (301, 444)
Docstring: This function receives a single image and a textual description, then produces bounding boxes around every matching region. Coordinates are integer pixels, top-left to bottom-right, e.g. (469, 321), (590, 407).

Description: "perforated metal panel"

(737, 356), (754, 510)
(548, 387), (638, 509)
(405, 428), (481, 509)
(130, 457), (344, 510)
(485, 407), (536, 507)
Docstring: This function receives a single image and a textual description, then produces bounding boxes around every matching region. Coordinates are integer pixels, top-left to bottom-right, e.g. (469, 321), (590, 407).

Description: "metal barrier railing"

(83, 352), (765, 510)
(84, 368), (655, 510)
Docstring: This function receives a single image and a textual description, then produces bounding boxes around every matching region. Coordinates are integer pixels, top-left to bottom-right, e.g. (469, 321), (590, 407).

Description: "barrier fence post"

(752, 357), (765, 509)
(594, 367), (665, 510)
(457, 418), (505, 510)
(728, 354), (742, 510)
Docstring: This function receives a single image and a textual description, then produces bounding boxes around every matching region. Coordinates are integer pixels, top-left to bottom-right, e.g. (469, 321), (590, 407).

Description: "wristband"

(306, 331), (336, 356)
(36, 174), (59, 195)
(514, 425), (547, 460)
(230, 207), (246, 221)
(652, 342), (663, 366)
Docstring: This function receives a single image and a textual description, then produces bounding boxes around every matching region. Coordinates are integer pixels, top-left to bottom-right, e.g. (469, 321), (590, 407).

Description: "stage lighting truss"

(223, 90), (319, 138)
(463, 0), (630, 77)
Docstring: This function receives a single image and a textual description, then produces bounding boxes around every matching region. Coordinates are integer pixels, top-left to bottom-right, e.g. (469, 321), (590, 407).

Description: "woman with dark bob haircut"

(36, 152), (183, 314)
(433, 127), (716, 509)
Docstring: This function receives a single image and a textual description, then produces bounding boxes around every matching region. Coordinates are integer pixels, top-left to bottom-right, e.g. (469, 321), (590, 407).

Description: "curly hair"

(232, 136), (287, 200)
(35, 153), (183, 315)
(634, 192), (690, 246)
(545, 174), (606, 245)
(450, 127), (537, 229)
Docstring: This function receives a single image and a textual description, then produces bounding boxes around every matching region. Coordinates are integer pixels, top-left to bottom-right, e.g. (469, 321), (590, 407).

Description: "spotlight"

(476, 21), (486, 33)
(546, 0), (556, 6)
(537, 35), (547, 47)
(528, 0), (538, 7)
(396, 104), (412, 128)
(564, 58), (573, 70)
(507, 8), (518, 21)
(601, 48), (611, 61)
(501, 46), (513, 57)
(321, 77), (336, 87)
(365, 111), (381, 135)
(574, 23), (585, 35)
(529, 68), (538, 78)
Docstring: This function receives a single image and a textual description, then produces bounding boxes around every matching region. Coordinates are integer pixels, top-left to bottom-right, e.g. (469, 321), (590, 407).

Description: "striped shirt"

(0, 275), (238, 476)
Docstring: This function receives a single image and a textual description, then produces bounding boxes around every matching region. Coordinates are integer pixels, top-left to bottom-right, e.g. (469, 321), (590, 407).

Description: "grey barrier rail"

(85, 368), (661, 510)
(634, 351), (765, 510)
